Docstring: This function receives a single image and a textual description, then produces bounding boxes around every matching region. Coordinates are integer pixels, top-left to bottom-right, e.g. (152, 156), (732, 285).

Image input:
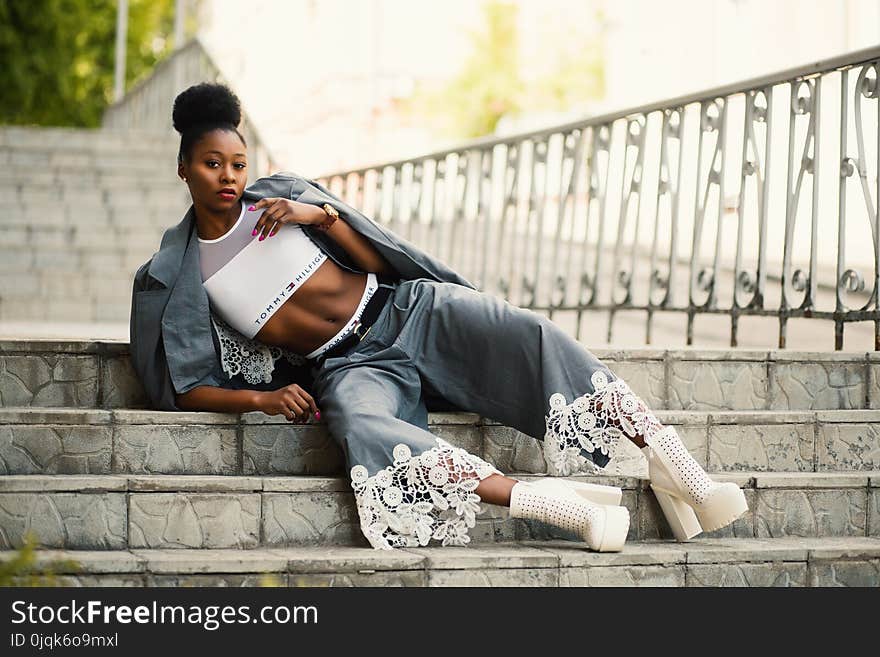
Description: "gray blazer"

(129, 172), (476, 411)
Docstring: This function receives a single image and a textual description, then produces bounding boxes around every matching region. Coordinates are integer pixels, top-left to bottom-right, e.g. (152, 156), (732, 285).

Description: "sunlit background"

(2, 0), (880, 349)
(193, 0), (879, 175)
(6, 0), (877, 174)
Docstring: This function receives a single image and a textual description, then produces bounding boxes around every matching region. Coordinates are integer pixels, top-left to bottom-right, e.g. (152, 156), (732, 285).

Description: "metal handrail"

(319, 46), (880, 350)
(319, 46), (880, 179)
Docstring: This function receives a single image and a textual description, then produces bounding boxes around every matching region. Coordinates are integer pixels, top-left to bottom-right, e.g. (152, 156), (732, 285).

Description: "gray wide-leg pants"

(309, 277), (659, 550)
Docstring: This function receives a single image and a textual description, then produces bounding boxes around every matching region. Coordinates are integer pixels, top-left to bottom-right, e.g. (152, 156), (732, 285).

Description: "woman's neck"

(193, 199), (243, 240)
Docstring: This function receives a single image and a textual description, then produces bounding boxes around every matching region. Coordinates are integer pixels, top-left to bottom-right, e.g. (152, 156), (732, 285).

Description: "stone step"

(2, 407), (880, 476)
(1, 189), (184, 209)
(4, 167), (179, 189)
(0, 247), (157, 274)
(0, 179), (182, 201)
(0, 228), (169, 261)
(0, 300), (131, 324)
(0, 471), (876, 550)
(0, 126), (177, 152)
(2, 340), (878, 412)
(0, 193), (188, 218)
(0, 125), (188, 326)
(25, 227), (151, 251)
(1, 537), (878, 586)
(0, 272), (134, 301)
(1, 151), (178, 176)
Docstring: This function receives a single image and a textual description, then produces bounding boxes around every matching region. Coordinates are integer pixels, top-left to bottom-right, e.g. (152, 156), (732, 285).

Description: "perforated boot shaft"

(645, 427), (718, 505)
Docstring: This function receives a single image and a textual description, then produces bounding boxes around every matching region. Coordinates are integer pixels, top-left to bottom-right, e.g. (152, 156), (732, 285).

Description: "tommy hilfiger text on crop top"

(197, 200), (379, 359)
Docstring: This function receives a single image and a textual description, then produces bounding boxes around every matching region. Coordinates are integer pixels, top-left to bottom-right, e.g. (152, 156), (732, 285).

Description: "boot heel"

(650, 485), (702, 541)
(596, 505), (630, 552)
(693, 484), (748, 532)
(564, 480), (623, 506)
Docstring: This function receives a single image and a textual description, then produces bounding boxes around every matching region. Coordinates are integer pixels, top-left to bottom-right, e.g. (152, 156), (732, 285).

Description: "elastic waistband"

(304, 272), (379, 360)
(310, 283), (394, 365)
(305, 274), (399, 362)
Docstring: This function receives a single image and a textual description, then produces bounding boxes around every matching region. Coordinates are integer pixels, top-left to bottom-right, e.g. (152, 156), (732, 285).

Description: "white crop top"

(198, 200), (328, 339)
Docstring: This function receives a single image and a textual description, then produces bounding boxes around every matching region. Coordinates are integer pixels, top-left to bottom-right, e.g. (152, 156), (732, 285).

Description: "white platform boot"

(509, 478), (630, 552)
(642, 426), (748, 540)
(552, 479), (622, 506)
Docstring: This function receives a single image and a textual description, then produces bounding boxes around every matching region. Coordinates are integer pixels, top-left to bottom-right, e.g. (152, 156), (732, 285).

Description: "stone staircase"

(0, 339), (878, 586)
(0, 126), (188, 324)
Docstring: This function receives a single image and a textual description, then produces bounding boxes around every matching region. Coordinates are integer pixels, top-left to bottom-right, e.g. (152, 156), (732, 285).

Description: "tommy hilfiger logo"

(253, 253), (325, 328)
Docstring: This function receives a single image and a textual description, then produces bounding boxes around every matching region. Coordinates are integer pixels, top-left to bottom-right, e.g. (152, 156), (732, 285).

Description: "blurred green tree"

(0, 0), (177, 126)
(406, 1), (522, 139)
(405, 1), (605, 140)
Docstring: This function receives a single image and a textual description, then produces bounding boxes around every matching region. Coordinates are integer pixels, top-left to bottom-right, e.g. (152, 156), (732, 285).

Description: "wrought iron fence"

(101, 37), (278, 179)
(318, 46), (880, 351)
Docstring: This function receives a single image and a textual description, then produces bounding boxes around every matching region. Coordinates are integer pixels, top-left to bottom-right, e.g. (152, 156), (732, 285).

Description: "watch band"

(316, 203), (339, 232)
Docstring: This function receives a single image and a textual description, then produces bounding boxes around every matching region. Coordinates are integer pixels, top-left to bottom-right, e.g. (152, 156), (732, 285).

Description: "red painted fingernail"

(258, 234), (265, 241)
(248, 205), (255, 211)
(252, 228), (257, 236)
(315, 411), (321, 420)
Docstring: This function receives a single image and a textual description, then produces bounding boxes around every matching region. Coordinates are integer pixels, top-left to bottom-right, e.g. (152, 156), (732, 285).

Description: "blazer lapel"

(161, 213), (216, 393)
(148, 206), (195, 288)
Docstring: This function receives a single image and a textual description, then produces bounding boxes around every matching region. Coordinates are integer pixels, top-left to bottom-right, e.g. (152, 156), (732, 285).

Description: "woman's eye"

(234, 163), (246, 169)
(206, 161), (219, 167)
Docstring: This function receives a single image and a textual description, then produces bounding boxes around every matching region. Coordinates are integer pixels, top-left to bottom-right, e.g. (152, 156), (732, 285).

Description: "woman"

(131, 82), (748, 552)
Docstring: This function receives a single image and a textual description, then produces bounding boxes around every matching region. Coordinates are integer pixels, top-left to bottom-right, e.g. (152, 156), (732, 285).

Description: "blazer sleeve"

(129, 260), (184, 412)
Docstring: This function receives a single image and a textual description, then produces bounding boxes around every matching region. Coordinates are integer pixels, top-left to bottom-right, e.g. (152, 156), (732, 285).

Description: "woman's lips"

(218, 191), (236, 200)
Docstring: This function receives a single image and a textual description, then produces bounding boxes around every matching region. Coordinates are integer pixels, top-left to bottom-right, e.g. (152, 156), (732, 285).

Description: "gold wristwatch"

(316, 203), (339, 231)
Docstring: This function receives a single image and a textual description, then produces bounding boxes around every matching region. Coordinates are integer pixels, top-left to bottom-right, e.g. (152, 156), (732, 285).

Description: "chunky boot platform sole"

(642, 430), (749, 541)
(650, 481), (748, 540)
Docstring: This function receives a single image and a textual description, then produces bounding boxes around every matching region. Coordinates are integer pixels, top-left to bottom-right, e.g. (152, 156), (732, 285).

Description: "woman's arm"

(176, 386), (262, 414)
(251, 198), (397, 277)
(176, 383), (319, 422)
(318, 208), (397, 277)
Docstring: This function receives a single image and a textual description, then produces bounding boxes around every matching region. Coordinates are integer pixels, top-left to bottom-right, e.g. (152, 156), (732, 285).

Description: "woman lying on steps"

(129, 82), (748, 551)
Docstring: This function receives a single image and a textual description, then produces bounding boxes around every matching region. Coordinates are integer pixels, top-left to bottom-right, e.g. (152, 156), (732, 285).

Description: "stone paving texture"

(4, 342), (880, 411)
(1, 537), (877, 586)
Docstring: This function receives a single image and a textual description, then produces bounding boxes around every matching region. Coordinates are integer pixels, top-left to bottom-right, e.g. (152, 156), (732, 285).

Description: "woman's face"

(178, 128), (248, 213)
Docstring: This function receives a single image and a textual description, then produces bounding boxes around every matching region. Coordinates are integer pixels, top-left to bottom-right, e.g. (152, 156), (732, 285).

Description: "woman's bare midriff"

(253, 258), (369, 355)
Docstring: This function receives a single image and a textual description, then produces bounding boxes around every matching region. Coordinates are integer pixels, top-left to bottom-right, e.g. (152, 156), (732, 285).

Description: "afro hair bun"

(172, 82), (242, 134)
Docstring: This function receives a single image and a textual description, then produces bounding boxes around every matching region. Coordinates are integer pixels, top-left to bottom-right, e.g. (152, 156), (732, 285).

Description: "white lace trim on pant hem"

(543, 370), (664, 476)
(349, 437), (501, 550)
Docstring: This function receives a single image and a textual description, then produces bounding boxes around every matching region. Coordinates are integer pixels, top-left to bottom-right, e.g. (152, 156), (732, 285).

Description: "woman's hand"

(248, 197), (326, 240)
(255, 384), (321, 423)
